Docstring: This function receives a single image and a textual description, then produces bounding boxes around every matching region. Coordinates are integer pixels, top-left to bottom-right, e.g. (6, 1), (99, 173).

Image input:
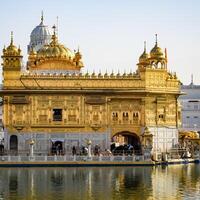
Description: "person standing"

(72, 146), (76, 156)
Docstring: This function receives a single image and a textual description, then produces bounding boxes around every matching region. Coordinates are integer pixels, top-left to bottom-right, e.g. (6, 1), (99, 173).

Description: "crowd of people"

(70, 144), (134, 156)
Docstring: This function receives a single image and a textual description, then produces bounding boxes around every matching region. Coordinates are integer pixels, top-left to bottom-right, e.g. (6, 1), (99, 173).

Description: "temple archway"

(51, 140), (64, 155)
(111, 131), (142, 154)
(10, 135), (18, 153)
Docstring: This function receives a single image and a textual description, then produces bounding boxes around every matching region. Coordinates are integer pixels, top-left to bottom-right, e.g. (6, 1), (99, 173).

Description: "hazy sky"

(0, 0), (200, 84)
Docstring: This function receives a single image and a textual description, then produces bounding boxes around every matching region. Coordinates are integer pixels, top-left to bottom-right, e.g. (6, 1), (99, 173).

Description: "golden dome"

(150, 35), (164, 59)
(28, 25), (84, 71)
(37, 26), (74, 59)
(150, 44), (164, 58)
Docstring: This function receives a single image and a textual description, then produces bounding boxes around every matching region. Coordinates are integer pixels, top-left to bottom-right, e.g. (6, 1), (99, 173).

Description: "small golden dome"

(4, 32), (21, 56)
(150, 44), (164, 58)
(139, 42), (149, 63)
(139, 51), (149, 62)
(150, 34), (164, 58)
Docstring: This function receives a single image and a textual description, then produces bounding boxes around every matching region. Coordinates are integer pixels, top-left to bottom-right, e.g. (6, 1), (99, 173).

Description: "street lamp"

(87, 139), (92, 158)
(29, 139), (35, 157)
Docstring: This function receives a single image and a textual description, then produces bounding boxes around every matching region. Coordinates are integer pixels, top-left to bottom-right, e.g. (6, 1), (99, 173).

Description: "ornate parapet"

(13, 72), (144, 90)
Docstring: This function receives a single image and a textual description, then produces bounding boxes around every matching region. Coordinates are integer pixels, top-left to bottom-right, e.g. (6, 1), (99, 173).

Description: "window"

(112, 112), (118, 121)
(186, 116), (190, 118)
(159, 114), (164, 119)
(194, 116), (198, 118)
(53, 109), (62, 121)
(133, 112), (139, 118)
(123, 112), (128, 117)
(194, 105), (198, 110)
(122, 112), (129, 121)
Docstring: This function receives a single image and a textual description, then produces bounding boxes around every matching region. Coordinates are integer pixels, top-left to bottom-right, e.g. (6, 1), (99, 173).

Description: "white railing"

(0, 155), (151, 162)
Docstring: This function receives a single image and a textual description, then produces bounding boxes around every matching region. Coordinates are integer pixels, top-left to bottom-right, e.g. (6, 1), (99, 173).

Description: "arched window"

(112, 112), (118, 121)
(157, 62), (162, 69)
(123, 112), (129, 121)
(10, 135), (18, 152)
(133, 112), (139, 118)
(158, 114), (164, 119)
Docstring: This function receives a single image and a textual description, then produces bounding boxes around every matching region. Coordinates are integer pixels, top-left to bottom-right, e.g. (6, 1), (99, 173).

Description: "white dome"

(31, 22), (51, 40)
(28, 19), (51, 53)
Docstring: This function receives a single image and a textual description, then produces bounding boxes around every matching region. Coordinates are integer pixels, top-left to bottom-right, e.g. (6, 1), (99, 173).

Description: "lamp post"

(87, 140), (92, 158)
(29, 139), (35, 157)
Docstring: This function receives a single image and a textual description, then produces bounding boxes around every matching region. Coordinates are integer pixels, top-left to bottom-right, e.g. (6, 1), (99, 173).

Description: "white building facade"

(179, 83), (200, 133)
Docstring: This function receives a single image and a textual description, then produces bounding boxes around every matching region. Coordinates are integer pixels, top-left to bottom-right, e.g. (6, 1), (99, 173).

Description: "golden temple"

(0, 15), (181, 155)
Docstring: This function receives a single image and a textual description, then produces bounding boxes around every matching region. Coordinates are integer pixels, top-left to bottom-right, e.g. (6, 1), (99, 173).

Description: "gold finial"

(155, 34), (158, 45)
(144, 41), (146, 52)
(51, 25), (57, 45)
(52, 25), (56, 35)
(41, 11), (44, 23)
(104, 70), (108, 76)
(165, 48), (168, 60)
(10, 31), (13, 45)
(18, 45), (21, 51)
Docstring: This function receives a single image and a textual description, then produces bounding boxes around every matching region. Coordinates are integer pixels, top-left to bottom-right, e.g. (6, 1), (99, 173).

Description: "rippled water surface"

(0, 164), (200, 200)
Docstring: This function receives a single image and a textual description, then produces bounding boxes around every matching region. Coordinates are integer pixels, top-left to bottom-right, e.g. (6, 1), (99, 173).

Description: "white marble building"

(179, 80), (200, 133)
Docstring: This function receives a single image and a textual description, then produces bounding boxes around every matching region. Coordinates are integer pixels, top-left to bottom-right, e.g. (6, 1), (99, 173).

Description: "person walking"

(72, 146), (76, 156)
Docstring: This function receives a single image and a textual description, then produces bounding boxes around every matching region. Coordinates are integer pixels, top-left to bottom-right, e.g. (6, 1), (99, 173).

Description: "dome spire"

(150, 34), (164, 59)
(144, 41), (146, 53)
(41, 11), (44, 24)
(10, 31), (13, 45)
(52, 24), (56, 35)
(155, 33), (158, 46)
(51, 25), (58, 45)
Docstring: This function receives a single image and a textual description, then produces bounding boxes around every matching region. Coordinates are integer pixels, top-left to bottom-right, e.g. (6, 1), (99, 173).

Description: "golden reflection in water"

(0, 165), (199, 200)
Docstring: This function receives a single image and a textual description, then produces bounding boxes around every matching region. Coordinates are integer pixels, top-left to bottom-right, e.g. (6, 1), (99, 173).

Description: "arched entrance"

(51, 140), (64, 155)
(0, 144), (4, 155)
(10, 135), (18, 154)
(111, 132), (142, 155)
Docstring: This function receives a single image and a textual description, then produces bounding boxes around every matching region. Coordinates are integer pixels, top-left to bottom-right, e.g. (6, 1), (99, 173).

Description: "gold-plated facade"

(1, 30), (181, 153)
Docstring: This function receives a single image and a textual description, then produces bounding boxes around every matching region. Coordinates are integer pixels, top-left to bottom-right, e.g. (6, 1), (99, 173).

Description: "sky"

(0, 0), (200, 84)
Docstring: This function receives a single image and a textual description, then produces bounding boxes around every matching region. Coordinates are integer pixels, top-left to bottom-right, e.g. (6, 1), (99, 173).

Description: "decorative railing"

(0, 155), (151, 162)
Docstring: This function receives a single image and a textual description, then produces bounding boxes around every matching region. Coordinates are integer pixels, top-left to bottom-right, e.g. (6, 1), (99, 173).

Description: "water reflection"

(0, 165), (199, 199)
